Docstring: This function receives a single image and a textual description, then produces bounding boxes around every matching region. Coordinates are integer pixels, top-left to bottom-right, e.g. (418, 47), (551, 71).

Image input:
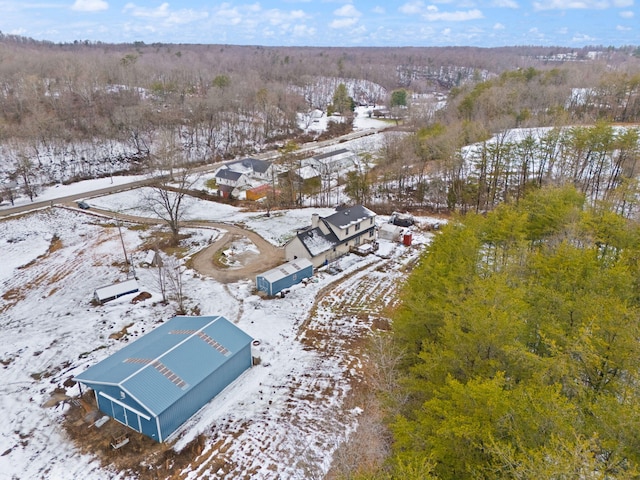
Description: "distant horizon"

(1, 0), (637, 49)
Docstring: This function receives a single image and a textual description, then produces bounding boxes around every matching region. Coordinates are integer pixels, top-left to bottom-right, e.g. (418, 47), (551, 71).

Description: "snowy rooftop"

(297, 227), (339, 256)
(324, 205), (376, 230)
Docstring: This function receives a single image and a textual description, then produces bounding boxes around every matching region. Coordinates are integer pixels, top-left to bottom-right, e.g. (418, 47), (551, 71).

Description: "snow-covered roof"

(74, 316), (252, 416)
(324, 205), (376, 230)
(227, 157), (272, 174)
(258, 258), (314, 283)
(93, 279), (139, 301)
(296, 227), (339, 256)
(297, 165), (321, 180)
(379, 223), (402, 234)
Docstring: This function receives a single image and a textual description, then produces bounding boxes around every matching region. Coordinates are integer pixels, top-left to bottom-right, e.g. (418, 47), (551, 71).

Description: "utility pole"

(115, 215), (136, 279)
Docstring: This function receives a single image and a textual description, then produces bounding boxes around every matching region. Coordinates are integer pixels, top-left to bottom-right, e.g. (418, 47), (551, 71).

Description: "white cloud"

(616, 24), (631, 30)
(122, 2), (209, 25)
(210, 3), (245, 25)
(493, 22), (505, 29)
(572, 32), (596, 41)
(292, 24), (316, 37)
(612, 0), (633, 6)
(442, 27), (452, 35)
(372, 6), (386, 14)
(165, 9), (209, 25)
(330, 17), (359, 28)
(423, 6), (483, 20)
(123, 2), (169, 18)
(620, 9), (634, 16)
(72, 0), (108, 12)
(400, 1), (425, 14)
(330, 3), (361, 29)
(533, 0), (615, 10)
(265, 9), (307, 25)
(334, 4), (361, 17)
(492, 0), (519, 6)
(122, 2), (208, 24)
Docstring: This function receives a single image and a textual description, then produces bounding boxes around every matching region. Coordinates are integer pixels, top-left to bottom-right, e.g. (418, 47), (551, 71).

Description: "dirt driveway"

(64, 204), (285, 284)
(187, 220), (285, 283)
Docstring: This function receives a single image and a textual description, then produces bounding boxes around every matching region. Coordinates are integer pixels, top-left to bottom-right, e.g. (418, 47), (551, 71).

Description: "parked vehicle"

(77, 201), (90, 209)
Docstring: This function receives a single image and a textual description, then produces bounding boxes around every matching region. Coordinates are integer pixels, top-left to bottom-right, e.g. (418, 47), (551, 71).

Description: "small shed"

(256, 258), (314, 296)
(74, 315), (253, 442)
(379, 223), (402, 242)
(94, 279), (139, 304)
(143, 250), (162, 267)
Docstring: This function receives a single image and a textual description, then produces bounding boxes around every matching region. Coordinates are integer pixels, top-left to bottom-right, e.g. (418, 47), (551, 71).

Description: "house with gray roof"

(74, 315), (253, 442)
(301, 148), (354, 177)
(214, 157), (274, 198)
(285, 205), (377, 267)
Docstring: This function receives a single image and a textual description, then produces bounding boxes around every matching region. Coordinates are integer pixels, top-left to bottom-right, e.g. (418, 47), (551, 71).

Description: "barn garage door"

(99, 391), (149, 433)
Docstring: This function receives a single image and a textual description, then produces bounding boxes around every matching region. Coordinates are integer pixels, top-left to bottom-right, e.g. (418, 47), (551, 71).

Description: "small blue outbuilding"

(256, 258), (314, 296)
(74, 315), (253, 442)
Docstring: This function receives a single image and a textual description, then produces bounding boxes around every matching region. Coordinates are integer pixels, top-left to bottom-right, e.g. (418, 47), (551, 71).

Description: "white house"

(225, 157), (274, 181)
(285, 205), (377, 267)
(214, 157), (274, 199)
(301, 149), (355, 177)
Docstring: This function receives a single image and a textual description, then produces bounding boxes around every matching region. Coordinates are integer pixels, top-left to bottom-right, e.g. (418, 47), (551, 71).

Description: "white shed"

(379, 223), (402, 242)
(94, 279), (139, 304)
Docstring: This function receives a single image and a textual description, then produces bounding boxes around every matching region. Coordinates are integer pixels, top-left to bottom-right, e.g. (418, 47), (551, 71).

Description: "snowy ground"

(0, 179), (439, 479)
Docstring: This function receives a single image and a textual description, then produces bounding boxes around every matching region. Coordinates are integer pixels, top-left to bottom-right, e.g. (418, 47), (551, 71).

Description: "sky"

(0, 0), (637, 48)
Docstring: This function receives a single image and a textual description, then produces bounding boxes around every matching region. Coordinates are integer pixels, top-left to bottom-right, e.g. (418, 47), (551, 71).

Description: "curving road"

(58, 203), (284, 284)
(187, 220), (284, 283)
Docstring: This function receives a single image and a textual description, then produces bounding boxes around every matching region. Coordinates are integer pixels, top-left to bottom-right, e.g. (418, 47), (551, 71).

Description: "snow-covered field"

(0, 181), (438, 479)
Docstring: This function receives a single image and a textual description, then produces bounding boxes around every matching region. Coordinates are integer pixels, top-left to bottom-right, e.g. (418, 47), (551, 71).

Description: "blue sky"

(1, 0), (637, 47)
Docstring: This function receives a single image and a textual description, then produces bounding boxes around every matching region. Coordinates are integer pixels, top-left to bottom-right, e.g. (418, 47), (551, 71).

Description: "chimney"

(311, 213), (319, 228)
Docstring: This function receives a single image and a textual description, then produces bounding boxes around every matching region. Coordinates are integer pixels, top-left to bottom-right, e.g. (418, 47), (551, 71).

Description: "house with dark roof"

(285, 205), (377, 267)
(214, 157), (274, 198)
(74, 315), (253, 442)
(226, 157), (274, 181)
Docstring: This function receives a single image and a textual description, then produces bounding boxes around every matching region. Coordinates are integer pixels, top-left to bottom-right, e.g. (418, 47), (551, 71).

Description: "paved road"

(0, 126), (387, 219)
(0, 178), (157, 218)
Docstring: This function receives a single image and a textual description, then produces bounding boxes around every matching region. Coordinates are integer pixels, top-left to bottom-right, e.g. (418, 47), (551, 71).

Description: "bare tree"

(11, 151), (39, 202)
(150, 249), (168, 303)
(141, 166), (201, 246)
(165, 255), (186, 314)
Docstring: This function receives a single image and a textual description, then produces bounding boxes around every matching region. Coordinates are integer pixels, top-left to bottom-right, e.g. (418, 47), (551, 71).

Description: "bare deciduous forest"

(2, 35), (640, 216)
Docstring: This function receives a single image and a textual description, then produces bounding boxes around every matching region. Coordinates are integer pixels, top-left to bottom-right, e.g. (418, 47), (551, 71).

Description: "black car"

(77, 201), (90, 209)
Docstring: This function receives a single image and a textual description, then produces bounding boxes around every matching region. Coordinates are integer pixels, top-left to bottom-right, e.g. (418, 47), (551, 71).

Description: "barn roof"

(74, 316), (252, 416)
(258, 258), (313, 283)
(324, 205), (376, 230)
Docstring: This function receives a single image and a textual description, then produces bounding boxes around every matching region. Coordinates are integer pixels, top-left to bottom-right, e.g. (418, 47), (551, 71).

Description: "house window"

(369, 230), (374, 237)
(370, 218), (374, 225)
(346, 227), (349, 235)
(355, 223), (360, 231)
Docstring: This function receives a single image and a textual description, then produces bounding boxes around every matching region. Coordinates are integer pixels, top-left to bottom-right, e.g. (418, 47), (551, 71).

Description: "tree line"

(345, 66), (640, 216)
(350, 186), (640, 479)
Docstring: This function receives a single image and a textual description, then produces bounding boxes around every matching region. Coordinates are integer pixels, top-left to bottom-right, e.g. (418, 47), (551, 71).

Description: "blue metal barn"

(256, 258), (314, 296)
(74, 316), (253, 442)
